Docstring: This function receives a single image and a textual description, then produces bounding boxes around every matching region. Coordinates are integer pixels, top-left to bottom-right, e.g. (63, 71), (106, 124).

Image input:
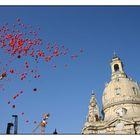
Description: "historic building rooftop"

(82, 55), (140, 134)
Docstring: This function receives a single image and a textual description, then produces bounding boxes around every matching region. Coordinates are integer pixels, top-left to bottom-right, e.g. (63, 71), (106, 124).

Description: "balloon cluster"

(0, 18), (84, 127)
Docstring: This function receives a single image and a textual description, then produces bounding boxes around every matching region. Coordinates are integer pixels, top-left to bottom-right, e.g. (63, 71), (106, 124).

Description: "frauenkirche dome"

(82, 54), (140, 134)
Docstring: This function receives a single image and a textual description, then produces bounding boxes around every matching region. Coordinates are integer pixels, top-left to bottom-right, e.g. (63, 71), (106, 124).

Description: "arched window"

(116, 108), (127, 117)
(114, 64), (119, 72)
(95, 114), (99, 121)
(132, 87), (138, 95)
(115, 88), (121, 95)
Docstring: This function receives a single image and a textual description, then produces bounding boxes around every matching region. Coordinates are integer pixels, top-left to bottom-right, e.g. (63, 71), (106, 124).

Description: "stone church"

(82, 54), (140, 134)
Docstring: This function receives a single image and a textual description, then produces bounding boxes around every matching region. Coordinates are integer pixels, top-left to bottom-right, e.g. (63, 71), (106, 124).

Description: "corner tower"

(82, 91), (100, 134)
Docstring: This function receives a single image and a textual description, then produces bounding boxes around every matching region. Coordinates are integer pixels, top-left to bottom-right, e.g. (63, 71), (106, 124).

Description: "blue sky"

(0, 6), (140, 134)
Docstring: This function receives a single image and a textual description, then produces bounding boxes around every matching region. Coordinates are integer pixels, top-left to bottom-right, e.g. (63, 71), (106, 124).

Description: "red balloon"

(8, 101), (11, 104)
(21, 112), (24, 115)
(17, 55), (21, 58)
(12, 105), (16, 108)
(10, 69), (14, 74)
(33, 88), (37, 91)
(34, 121), (37, 124)
(20, 90), (23, 94)
(13, 96), (16, 99)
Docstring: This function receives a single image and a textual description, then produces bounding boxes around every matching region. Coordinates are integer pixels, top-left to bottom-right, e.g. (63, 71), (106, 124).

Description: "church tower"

(82, 91), (100, 134)
(86, 91), (100, 123)
(111, 53), (127, 80)
(82, 54), (140, 134)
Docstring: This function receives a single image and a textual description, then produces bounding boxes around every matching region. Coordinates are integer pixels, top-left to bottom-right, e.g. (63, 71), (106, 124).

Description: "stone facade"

(82, 54), (140, 134)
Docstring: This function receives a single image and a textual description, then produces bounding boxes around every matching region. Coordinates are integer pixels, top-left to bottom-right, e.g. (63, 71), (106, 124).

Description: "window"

(115, 88), (121, 95)
(116, 108), (127, 117)
(132, 87), (138, 95)
(95, 114), (99, 121)
(114, 64), (119, 72)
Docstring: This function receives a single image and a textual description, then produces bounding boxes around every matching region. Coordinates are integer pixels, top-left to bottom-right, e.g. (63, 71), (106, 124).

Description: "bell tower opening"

(114, 64), (119, 72)
(111, 53), (127, 80)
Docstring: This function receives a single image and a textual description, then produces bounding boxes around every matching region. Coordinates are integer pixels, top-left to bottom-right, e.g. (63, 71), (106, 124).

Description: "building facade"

(82, 54), (140, 134)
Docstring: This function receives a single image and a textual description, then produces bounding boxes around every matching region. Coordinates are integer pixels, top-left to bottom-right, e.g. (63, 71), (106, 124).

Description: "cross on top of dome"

(92, 90), (95, 95)
(112, 51), (120, 60)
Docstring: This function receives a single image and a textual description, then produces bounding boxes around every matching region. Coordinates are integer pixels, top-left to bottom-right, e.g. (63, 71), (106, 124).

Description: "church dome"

(103, 77), (140, 110)
(102, 55), (140, 121)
